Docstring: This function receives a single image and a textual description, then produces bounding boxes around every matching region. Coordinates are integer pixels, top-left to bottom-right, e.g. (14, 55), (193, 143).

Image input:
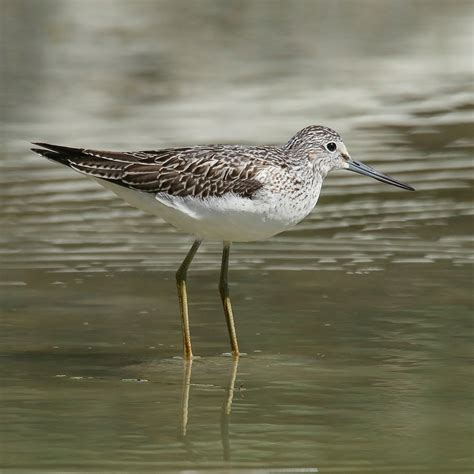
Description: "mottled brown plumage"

(30, 143), (293, 199)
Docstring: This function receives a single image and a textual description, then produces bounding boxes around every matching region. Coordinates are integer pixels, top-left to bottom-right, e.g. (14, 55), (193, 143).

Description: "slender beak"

(347, 159), (415, 191)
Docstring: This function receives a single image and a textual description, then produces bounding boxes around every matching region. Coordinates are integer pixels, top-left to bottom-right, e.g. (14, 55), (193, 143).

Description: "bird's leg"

(176, 239), (201, 359)
(219, 242), (240, 356)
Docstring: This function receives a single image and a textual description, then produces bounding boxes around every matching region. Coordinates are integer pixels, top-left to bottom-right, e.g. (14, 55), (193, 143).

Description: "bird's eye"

(326, 142), (337, 152)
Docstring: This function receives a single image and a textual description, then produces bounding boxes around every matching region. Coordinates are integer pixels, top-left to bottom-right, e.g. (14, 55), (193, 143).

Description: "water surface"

(1, 0), (473, 472)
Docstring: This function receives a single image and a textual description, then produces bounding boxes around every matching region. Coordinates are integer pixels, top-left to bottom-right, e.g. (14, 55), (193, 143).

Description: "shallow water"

(1, 0), (473, 472)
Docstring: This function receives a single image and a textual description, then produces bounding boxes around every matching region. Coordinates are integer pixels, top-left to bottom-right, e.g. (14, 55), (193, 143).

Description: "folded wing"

(31, 143), (268, 199)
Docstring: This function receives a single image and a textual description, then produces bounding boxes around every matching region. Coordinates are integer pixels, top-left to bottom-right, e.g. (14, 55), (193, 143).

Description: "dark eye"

(326, 142), (337, 152)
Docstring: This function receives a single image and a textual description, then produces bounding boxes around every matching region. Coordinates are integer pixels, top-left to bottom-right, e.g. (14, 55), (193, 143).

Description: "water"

(1, 0), (473, 472)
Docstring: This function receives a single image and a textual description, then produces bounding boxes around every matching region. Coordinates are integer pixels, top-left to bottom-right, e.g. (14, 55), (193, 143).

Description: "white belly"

(96, 179), (320, 242)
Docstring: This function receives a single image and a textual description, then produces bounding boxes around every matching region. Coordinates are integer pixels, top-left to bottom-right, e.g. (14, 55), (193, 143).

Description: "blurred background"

(1, 0), (473, 472)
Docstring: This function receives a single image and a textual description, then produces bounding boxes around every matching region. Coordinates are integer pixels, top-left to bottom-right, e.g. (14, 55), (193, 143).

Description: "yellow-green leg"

(219, 241), (240, 357)
(176, 240), (201, 359)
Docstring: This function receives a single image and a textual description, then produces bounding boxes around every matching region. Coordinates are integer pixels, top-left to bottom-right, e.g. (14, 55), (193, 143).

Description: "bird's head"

(285, 125), (414, 191)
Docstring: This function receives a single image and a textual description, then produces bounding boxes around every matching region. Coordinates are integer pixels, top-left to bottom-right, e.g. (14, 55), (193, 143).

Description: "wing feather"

(31, 143), (285, 199)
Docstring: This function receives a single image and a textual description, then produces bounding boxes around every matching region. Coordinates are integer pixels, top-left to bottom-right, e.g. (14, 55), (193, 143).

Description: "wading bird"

(32, 125), (414, 359)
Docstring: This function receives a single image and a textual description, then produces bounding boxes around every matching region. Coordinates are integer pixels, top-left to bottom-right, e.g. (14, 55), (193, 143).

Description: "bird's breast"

(254, 168), (323, 230)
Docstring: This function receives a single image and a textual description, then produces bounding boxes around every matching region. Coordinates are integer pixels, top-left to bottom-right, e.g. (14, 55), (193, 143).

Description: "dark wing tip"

(31, 142), (83, 153)
(31, 145), (53, 157)
(31, 147), (47, 154)
(31, 143), (51, 155)
(30, 142), (84, 166)
(31, 147), (66, 162)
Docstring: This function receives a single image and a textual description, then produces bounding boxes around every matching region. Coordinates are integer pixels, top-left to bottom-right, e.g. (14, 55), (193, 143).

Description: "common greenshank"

(32, 125), (414, 359)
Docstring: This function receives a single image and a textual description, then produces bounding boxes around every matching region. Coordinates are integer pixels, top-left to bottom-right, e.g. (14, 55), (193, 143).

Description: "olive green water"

(1, 1), (473, 472)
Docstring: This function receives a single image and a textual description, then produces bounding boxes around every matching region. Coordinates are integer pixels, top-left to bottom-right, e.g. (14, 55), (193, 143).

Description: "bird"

(31, 125), (414, 359)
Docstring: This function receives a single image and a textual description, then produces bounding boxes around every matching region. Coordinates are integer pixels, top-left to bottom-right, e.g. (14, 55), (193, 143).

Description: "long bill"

(347, 159), (415, 191)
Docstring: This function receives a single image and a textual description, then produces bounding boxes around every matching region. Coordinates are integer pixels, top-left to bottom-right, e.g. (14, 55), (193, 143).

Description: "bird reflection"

(179, 359), (193, 438)
(221, 357), (239, 461)
(178, 357), (240, 461)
